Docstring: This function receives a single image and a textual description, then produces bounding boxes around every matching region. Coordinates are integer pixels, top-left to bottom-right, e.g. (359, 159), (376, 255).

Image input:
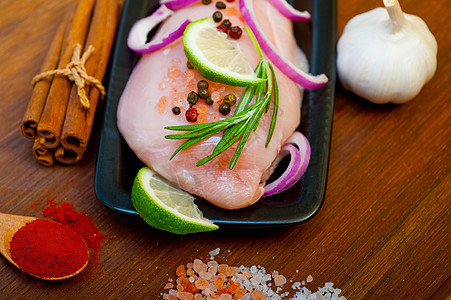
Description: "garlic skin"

(337, 0), (437, 104)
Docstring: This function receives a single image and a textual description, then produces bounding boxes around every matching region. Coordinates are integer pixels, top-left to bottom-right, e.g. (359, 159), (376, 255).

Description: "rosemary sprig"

(164, 27), (279, 169)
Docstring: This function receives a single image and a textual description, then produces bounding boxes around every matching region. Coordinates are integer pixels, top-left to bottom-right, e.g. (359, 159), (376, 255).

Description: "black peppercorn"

(197, 80), (209, 90)
(186, 60), (194, 69)
(205, 96), (213, 105)
(223, 94), (237, 106)
(187, 91), (198, 106)
(212, 11), (222, 22)
(219, 103), (231, 115)
(216, 1), (226, 9)
(221, 19), (232, 29)
(198, 88), (210, 99)
(171, 106), (181, 115)
(202, 0), (212, 4)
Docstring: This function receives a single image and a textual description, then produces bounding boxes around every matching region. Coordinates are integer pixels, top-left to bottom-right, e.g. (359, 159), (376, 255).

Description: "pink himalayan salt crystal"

(242, 270), (252, 278)
(197, 104), (209, 114)
(187, 268), (195, 277)
(226, 266), (239, 277)
(211, 91), (222, 102)
(185, 83), (197, 93)
(157, 96), (167, 115)
(171, 98), (182, 107)
(171, 91), (184, 101)
(207, 265), (218, 275)
(183, 69), (195, 79)
(211, 113), (220, 122)
(217, 264), (228, 274)
(193, 259), (208, 274)
(197, 113), (209, 124)
(177, 291), (194, 300)
(236, 273), (247, 281)
(274, 274), (287, 286)
(168, 65), (181, 78)
(183, 71), (196, 87)
(251, 290), (266, 300)
(194, 278), (209, 290)
(164, 282), (174, 289)
(171, 58), (181, 65)
(306, 274), (314, 283)
(207, 260), (218, 268)
(199, 270), (213, 280)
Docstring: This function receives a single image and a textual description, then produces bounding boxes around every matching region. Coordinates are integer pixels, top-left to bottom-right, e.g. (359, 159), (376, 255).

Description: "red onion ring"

(127, 5), (190, 54)
(239, 0), (328, 89)
(268, 0), (310, 22)
(263, 131), (311, 197)
(159, 0), (199, 11)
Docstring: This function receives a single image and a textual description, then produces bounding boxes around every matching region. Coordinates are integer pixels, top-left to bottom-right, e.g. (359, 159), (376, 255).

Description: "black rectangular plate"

(94, 0), (336, 227)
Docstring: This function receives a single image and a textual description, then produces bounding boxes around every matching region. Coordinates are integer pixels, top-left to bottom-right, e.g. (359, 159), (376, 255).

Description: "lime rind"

(183, 18), (265, 87)
(131, 167), (218, 234)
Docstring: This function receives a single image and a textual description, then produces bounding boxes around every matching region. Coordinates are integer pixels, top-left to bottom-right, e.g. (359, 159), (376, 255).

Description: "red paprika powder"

(42, 199), (106, 264)
(9, 219), (89, 279)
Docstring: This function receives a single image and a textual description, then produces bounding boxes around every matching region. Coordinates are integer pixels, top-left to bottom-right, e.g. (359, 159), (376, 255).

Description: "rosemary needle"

(165, 27), (278, 169)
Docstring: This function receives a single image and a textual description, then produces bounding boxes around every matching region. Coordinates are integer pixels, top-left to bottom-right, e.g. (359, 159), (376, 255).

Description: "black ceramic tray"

(94, 0), (336, 227)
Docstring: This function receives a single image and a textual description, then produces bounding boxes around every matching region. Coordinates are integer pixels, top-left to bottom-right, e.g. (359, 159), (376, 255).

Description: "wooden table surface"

(0, 0), (449, 299)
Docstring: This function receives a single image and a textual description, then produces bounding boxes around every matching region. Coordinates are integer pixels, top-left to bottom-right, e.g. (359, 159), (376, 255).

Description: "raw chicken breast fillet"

(117, 0), (308, 209)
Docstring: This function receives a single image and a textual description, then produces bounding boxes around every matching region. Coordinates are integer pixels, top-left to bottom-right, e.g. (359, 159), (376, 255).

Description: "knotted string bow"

(32, 43), (105, 109)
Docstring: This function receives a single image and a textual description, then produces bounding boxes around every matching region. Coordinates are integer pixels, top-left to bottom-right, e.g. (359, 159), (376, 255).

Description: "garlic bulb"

(337, 0), (437, 104)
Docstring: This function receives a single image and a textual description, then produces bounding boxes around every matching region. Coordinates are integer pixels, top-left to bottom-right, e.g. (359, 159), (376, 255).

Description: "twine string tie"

(32, 43), (105, 109)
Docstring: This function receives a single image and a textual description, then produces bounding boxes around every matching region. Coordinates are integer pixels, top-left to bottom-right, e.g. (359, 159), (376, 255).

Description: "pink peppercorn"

(216, 24), (228, 34)
(229, 26), (243, 39)
(186, 107), (199, 122)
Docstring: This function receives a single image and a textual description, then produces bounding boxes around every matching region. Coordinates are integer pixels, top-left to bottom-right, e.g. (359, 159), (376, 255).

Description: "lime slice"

(131, 167), (218, 234)
(183, 18), (264, 87)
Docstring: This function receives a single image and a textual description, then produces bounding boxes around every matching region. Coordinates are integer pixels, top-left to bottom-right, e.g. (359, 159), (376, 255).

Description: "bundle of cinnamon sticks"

(21, 0), (120, 166)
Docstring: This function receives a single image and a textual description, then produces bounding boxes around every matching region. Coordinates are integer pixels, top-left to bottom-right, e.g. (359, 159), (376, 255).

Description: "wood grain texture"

(0, 0), (449, 298)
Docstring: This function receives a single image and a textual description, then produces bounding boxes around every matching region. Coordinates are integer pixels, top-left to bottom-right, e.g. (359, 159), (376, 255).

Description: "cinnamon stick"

(61, 0), (118, 153)
(20, 19), (67, 139)
(37, 0), (96, 149)
(32, 140), (55, 167)
(54, 147), (83, 165)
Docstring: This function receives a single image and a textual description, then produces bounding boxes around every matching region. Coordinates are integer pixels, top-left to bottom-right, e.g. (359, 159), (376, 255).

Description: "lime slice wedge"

(131, 167), (218, 234)
(183, 18), (264, 87)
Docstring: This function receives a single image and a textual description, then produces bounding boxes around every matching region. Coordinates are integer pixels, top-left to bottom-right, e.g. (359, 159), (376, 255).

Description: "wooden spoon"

(0, 212), (89, 281)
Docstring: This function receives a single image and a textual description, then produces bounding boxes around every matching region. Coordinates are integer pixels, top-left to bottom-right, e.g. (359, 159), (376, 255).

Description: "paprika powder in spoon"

(0, 212), (89, 280)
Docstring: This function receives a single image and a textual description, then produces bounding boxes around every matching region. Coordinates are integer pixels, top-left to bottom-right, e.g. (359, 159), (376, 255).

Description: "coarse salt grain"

(209, 248), (220, 259)
(274, 274), (287, 287)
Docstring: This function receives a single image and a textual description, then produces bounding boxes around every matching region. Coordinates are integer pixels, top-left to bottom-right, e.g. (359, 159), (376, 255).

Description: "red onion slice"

(268, 0), (310, 22)
(240, 0), (328, 89)
(127, 5), (190, 54)
(159, 0), (199, 11)
(263, 131), (311, 197)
